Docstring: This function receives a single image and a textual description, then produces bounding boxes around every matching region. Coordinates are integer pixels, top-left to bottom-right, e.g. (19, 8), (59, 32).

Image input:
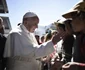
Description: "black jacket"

(0, 33), (6, 59)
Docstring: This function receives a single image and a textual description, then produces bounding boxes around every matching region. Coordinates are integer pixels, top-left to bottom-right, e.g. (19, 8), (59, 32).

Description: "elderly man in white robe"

(3, 12), (65, 70)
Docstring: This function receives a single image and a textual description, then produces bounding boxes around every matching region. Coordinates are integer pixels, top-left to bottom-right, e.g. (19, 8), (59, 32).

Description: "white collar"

(20, 24), (30, 34)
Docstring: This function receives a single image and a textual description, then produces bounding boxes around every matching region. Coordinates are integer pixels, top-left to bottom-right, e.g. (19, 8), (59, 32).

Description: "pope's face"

(25, 17), (39, 33)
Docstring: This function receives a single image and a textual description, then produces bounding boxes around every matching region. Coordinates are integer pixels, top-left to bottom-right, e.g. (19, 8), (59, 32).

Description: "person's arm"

(35, 32), (66, 58)
(77, 63), (85, 66)
(62, 62), (85, 70)
(3, 32), (65, 59)
(35, 40), (54, 58)
(4, 32), (54, 58)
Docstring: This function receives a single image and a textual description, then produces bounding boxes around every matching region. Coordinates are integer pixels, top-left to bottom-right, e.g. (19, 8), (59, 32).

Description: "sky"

(0, 0), (79, 29)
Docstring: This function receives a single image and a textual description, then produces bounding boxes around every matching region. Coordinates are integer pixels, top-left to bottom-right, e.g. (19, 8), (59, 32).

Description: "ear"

(23, 20), (28, 25)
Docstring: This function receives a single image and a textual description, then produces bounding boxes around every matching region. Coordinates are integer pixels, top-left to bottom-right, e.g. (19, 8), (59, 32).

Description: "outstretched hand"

(52, 32), (66, 45)
(62, 62), (79, 70)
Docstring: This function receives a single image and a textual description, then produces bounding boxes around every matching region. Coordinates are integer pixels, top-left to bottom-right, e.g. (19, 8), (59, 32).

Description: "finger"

(62, 63), (70, 69)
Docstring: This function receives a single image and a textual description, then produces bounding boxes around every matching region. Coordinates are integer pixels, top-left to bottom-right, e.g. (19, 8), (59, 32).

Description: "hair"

(63, 19), (72, 28)
(0, 17), (4, 34)
(17, 23), (21, 26)
(44, 33), (52, 42)
(0, 17), (3, 23)
(56, 23), (65, 31)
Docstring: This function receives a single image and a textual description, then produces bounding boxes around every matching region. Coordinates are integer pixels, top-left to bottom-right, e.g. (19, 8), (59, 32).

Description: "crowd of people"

(0, 0), (85, 70)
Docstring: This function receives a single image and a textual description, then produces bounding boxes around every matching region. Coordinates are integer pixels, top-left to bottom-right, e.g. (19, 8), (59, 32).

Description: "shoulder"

(6, 28), (22, 39)
(10, 26), (22, 35)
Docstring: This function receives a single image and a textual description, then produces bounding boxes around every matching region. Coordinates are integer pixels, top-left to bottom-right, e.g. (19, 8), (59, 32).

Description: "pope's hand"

(52, 32), (66, 45)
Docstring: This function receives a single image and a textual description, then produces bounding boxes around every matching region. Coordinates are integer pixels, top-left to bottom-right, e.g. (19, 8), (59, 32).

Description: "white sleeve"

(4, 32), (55, 59)
(34, 40), (55, 58)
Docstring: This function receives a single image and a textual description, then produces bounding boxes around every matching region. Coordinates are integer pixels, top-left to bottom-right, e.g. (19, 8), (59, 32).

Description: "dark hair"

(17, 23), (21, 26)
(63, 19), (72, 28)
(44, 32), (52, 42)
(0, 17), (4, 34)
(0, 27), (4, 34)
(57, 23), (65, 31)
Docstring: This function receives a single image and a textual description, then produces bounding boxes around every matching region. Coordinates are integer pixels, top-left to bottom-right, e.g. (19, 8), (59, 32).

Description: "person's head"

(51, 30), (57, 35)
(44, 32), (52, 42)
(22, 12), (39, 33)
(63, 19), (73, 34)
(71, 11), (85, 33)
(0, 17), (4, 34)
(56, 23), (65, 33)
(62, 0), (85, 33)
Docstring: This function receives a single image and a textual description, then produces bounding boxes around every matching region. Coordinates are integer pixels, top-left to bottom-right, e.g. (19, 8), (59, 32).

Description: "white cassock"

(4, 24), (55, 70)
